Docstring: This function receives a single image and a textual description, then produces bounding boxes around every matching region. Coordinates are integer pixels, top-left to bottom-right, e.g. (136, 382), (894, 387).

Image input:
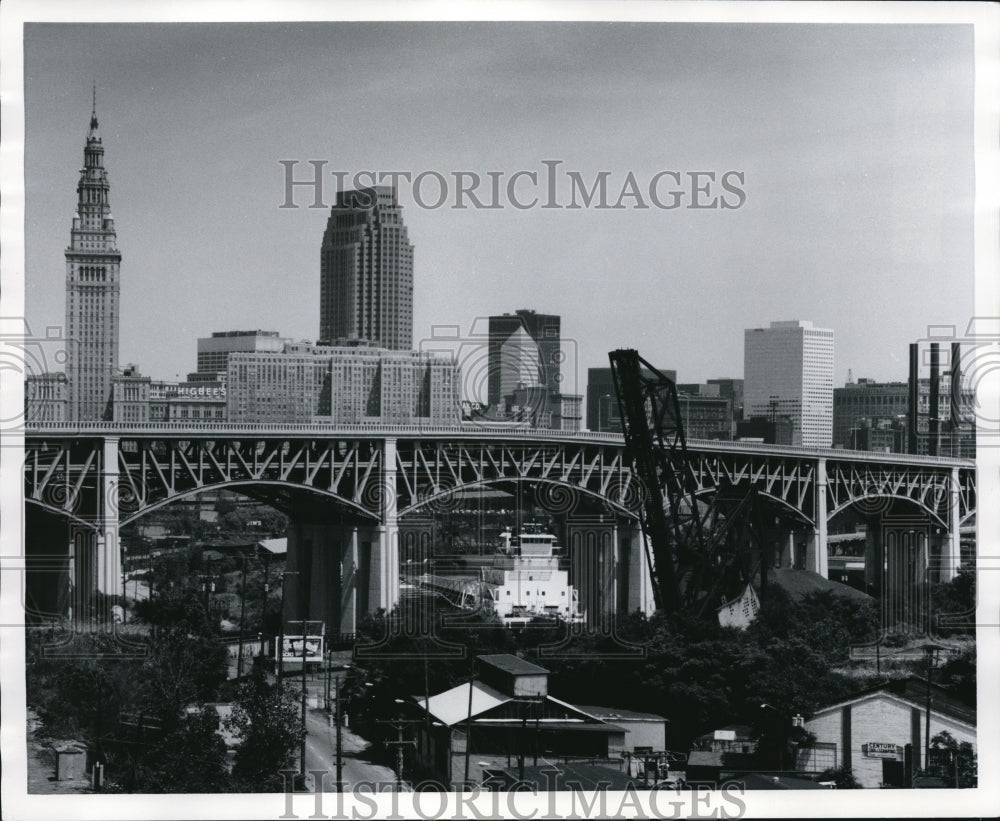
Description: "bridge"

(22, 422), (976, 630)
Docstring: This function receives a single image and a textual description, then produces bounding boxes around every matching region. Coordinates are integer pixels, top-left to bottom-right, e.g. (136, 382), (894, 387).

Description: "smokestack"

(929, 343), (940, 456)
(908, 343), (919, 454)
(950, 342), (962, 457)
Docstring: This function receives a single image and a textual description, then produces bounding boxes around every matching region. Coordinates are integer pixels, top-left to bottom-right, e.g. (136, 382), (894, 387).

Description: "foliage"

(128, 709), (235, 792)
(929, 730), (977, 787)
(346, 586), (881, 759)
(930, 565), (975, 638)
(817, 765), (861, 788)
(936, 646), (976, 706)
(137, 628), (229, 731)
(225, 668), (304, 789)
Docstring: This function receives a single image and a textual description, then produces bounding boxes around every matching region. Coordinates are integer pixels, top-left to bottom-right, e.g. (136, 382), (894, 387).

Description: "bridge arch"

(117, 479), (381, 528)
(691, 486), (816, 527)
(398, 476), (643, 520)
(25, 497), (103, 533)
(827, 493), (948, 528)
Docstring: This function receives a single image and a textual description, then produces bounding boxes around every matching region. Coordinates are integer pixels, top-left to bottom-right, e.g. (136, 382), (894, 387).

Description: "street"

(298, 680), (400, 793)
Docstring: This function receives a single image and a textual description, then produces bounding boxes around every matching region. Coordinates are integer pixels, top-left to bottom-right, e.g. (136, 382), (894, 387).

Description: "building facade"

(833, 377), (975, 456)
(800, 678), (976, 788)
(64, 103), (121, 421)
(585, 365), (676, 433)
(480, 310), (581, 430)
(226, 342), (460, 425)
(319, 187), (413, 350)
(744, 320), (834, 447)
(195, 330), (286, 379)
(24, 373), (68, 423)
(487, 310), (561, 410)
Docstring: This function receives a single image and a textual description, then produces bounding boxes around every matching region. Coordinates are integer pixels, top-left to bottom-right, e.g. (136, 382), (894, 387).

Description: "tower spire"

(90, 83), (98, 131)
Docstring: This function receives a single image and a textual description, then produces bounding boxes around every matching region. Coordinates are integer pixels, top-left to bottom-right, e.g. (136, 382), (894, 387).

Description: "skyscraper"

(487, 310), (561, 411)
(319, 186), (413, 350)
(744, 320), (834, 447)
(65, 99), (121, 421)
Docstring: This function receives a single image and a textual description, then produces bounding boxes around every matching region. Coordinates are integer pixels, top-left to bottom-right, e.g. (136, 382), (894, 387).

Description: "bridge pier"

(807, 458), (829, 578)
(943, 467), (961, 582)
(284, 523), (385, 637)
(67, 436), (122, 625)
(620, 524), (655, 615)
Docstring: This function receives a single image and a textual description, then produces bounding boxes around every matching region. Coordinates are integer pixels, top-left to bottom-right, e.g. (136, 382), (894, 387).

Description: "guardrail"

(22, 422), (974, 466)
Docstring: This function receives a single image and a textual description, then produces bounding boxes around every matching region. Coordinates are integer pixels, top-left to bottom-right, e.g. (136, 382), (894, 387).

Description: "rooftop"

(574, 705), (668, 723)
(478, 654), (550, 677)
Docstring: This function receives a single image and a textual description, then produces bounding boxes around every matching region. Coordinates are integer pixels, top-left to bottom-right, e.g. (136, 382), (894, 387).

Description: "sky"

(21, 21), (976, 401)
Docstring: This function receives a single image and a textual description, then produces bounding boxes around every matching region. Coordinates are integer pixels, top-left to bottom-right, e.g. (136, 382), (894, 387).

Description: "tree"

(226, 668), (304, 790)
(131, 709), (235, 792)
(139, 629), (229, 731)
(929, 730), (977, 787)
(930, 566), (975, 638)
(817, 765), (861, 789)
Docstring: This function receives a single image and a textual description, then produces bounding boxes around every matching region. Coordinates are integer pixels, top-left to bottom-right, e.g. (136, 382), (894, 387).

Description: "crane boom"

(608, 349), (769, 620)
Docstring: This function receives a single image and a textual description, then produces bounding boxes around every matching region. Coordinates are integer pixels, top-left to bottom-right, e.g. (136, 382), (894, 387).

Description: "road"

(299, 683), (400, 793)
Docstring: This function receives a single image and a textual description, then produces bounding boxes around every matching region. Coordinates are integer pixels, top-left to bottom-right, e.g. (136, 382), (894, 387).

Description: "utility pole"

(924, 644), (939, 773)
(335, 675), (344, 792)
(236, 552), (248, 678)
(299, 618), (308, 778)
(378, 713), (419, 791)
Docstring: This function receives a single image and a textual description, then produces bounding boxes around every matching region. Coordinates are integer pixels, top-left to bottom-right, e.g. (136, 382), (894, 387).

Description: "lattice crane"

(608, 349), (770, 619)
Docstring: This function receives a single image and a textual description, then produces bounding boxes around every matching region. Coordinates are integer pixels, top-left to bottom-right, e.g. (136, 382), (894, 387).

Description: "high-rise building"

(487, 310), (561, 410)
(319, 187), (413, 350)
(65, 101), (121, 420)
(483, 309), (583, 429)
(744, 320), (834, 447)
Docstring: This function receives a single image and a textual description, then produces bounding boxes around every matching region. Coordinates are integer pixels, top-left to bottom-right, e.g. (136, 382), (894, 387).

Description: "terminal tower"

(64, 95), (121, 421)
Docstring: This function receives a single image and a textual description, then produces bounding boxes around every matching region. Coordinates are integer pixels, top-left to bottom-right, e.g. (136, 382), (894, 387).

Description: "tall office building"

(65, 101), (121, 420)
(319, 187), (413, 350)
(487, 310), (561, 409)
(744, 320), (834, 447)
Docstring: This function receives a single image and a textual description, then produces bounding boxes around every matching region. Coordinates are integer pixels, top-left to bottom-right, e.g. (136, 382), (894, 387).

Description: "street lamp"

(326, 661), (352, 792)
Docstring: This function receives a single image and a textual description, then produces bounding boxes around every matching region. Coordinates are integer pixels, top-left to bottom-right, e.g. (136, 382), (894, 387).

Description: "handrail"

(21, 422), (975, 467)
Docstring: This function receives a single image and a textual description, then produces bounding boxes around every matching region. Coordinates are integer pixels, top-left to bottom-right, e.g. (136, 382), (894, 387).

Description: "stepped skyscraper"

(319, 186), (413, 350)
(64, 97), (121, 421)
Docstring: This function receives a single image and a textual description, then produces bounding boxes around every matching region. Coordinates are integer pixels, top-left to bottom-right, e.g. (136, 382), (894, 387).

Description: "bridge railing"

(21, 421), (974, 466)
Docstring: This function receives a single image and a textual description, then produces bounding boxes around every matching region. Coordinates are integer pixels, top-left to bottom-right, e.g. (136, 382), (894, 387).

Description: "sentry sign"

(863, 742), (900, 758)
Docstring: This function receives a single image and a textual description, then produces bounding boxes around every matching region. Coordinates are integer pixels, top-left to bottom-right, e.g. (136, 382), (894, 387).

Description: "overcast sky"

(22, 21), (975, 397)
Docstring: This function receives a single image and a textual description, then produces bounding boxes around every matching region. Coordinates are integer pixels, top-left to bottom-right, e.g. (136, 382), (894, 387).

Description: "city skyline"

(20, 21), (976, 395)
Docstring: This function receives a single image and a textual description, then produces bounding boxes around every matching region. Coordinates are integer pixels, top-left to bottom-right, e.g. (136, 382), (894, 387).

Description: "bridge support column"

(622, 524), (655, 616)
(285, 523), (363, 637)
(807, 458), (829, 578)
(375, 438), (400, 613)
(943, 467), (962, 582)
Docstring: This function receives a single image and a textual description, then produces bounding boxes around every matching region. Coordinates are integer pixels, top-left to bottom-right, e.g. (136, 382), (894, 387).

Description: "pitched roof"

(810, 677), (975, 727)
(477, 653), (549, 676)
(417, 681), (512, 726)
(574, 705), (668, 723)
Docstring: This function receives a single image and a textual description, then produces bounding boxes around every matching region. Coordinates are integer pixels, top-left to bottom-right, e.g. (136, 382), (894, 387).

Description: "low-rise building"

(407, 654), (665, 789)
(25, 372), (68, 423)
(800, 676), (976, 788)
